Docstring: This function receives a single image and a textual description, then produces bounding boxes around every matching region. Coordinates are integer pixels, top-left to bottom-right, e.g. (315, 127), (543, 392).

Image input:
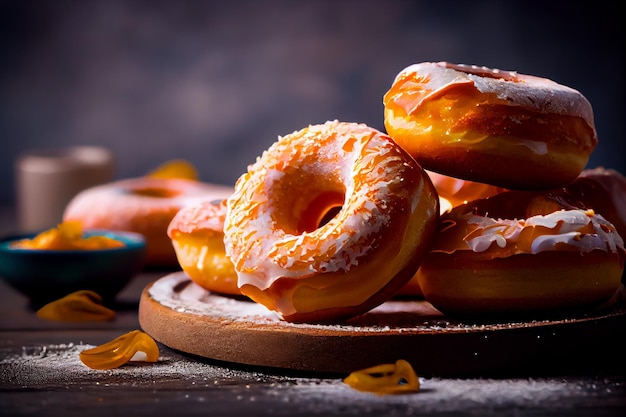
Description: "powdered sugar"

(146, 272), (624, 335)
(0, 341), (297, 388)
(2, 341), (623, 416)
(392, 62), (595, 124)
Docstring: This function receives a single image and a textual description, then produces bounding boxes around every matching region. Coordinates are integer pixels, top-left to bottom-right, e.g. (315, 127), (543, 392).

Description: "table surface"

(1, 207), (625, 417)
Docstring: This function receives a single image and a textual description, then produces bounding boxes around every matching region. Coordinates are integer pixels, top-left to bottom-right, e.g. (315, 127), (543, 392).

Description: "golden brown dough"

(383, 62), (597, 190)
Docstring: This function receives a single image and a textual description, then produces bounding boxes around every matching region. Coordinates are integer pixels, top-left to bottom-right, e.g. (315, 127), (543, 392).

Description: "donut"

(167, 198), (240, 296)
(564, 167), (626, 244)
(63, 177), (233, 267)
(383, 61), (598, 190)
(394, 270), (426, 298)
(415, 190), (625, 316)
(426, 170), (505, 212)
(223, 120), (440, 323)
(396, 171), (504, 297)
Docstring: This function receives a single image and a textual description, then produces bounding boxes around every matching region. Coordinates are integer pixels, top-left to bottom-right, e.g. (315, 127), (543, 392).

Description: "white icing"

(64, 177), (233, 230)
(196, 245), (209, 271)
(463, 210), (624, 254)
(394, 62), (595, 125)
(223, 120), (436, 316)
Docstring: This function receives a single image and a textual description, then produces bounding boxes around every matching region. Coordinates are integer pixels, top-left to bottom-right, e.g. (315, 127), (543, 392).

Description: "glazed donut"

(63, 177), (233, 267)
(167, 198), (240, 295)
(415, 190), (625, 316)
(383, 62), (598, 190)
(223, 120), (440, 323)
(564, 167), (626, 243)
(394, 270), (426, 298)
(426, 170), (505, 212)
(397, 171), (504, 297)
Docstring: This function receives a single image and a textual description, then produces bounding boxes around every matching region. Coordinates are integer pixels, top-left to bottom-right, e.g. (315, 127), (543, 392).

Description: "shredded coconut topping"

(223, 120), (436, 317)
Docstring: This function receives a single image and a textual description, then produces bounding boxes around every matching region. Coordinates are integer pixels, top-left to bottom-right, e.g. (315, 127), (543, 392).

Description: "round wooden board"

(138, 272), (626, 376)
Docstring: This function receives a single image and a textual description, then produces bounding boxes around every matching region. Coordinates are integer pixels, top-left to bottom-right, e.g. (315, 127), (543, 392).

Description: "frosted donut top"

(450, 209), (625, 255)
(389, 61), (595, 128)
(64, 177), (234, 229)
(224, 120), (435, 299)
(168, 199), (228, 236)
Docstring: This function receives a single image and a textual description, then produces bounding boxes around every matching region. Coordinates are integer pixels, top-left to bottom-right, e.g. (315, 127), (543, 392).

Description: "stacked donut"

(384, 62), (625, 315)
(223, 120), (440, 323)
(171, 62), (625, 323)
(164, 121), (439, 323)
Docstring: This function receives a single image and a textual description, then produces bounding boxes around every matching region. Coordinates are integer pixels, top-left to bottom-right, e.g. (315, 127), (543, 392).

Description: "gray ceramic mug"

(15, 146), (115, 232)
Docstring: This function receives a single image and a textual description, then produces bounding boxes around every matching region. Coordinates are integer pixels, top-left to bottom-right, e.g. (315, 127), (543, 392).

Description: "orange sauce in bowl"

(10, 221), (124, 250)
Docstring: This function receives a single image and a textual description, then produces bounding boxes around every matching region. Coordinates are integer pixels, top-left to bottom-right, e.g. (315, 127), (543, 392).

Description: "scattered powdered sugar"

(2, 341), (624, 415)
(0, 341), (309, 389)
(147, 272), (621, 335)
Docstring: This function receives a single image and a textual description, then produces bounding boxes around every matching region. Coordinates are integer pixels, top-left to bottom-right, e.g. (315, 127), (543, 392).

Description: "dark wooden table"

(1, 207), (625, 416)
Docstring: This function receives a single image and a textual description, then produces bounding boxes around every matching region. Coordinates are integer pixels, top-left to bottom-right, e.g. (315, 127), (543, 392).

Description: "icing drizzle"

(459, 209), (624, 255)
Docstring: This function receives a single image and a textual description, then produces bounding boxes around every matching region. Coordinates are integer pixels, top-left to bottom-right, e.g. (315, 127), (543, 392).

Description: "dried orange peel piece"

(36, 290), (116, 322)
(343, 359), (420, 395)
(79, 330), (160, 370)
(11, 221), (124, 250)
(146, 159), (198, 180)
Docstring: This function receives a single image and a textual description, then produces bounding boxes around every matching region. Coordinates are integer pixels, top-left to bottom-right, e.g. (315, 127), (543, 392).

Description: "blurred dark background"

(0, 0), (624, 208)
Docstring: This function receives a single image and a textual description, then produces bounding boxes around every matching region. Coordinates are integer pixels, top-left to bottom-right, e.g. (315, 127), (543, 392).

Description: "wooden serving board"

(138, 272), (625, 376)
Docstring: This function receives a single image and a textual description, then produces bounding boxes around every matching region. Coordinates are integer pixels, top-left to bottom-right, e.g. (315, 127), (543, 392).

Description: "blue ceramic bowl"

(0, 230), (146, 308)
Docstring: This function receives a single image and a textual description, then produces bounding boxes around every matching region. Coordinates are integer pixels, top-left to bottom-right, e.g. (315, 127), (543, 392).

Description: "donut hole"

(130, 187), (181, 199)
(297, 191), (345, 233)
(267, 166), (346, 235)
(318, 205), (343, 228)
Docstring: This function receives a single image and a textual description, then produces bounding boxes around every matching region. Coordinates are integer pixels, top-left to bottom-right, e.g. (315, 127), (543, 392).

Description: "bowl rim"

(0, 229), (146, 254)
